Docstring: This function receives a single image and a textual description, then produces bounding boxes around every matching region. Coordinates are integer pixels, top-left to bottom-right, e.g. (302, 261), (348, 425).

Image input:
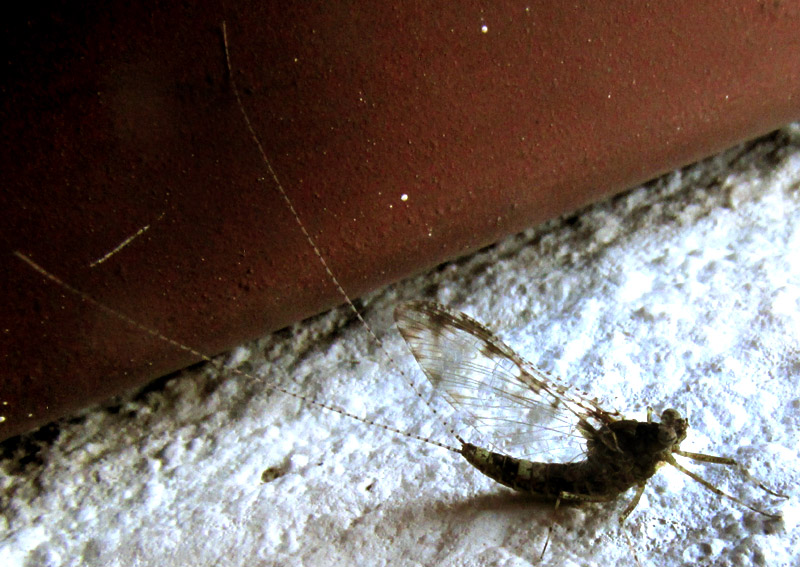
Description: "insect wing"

(394, 301), (615, 462)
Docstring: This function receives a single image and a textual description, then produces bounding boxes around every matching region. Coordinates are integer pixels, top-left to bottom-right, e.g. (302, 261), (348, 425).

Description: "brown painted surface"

(2, 1), (800, 441)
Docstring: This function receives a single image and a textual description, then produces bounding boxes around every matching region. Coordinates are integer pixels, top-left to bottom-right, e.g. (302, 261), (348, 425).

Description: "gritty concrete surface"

(2, 126), (800, 566)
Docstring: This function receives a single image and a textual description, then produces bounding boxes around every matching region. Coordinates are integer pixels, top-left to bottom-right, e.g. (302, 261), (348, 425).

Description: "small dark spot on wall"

(261, 463), (289, 483)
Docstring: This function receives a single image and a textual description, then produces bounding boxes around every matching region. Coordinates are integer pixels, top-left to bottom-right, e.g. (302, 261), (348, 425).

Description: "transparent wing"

(394, 300), (621, 462)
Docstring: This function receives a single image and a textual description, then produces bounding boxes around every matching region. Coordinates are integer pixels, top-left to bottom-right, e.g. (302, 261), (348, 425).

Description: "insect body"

(394, 300), (784, 523)
(459, 408), (685, 504)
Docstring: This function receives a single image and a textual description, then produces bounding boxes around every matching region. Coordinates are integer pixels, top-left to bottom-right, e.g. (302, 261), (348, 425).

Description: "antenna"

(221, 21), (465, 447)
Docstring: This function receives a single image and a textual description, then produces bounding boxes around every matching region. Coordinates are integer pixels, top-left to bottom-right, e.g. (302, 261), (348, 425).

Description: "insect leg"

(622, 529), (644, 567)
(618, 482), (647, 524)
(665, 454), (782, 518)
(539, 495), (562, 560)
(674, 449), (787, 498)
(540, 491), (621, 559)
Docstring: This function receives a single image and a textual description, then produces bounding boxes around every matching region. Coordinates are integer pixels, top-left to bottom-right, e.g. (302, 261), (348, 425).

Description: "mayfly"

(9, 22), (787, 565)
(216, 22), (785, 547)
(393, 300), (786, 553)
(16, 252), (786, 532)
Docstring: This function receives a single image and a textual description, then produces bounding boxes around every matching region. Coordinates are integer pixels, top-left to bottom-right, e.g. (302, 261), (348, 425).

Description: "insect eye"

(658, 425), (677, 447)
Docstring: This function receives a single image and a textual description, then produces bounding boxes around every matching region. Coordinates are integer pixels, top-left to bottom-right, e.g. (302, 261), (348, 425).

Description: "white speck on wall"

(291, 453), (310, 468)
(2, 127), (800, 566)
(225, 346), (252, 369)
(782, 499), (800, 532)
(142, 481), (165, 512)
(617, 270), (653, 301)
(771, 286), (800, 317)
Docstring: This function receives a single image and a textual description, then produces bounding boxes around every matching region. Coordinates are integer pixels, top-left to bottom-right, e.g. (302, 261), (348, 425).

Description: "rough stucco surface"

(2, 127), (800, 566)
